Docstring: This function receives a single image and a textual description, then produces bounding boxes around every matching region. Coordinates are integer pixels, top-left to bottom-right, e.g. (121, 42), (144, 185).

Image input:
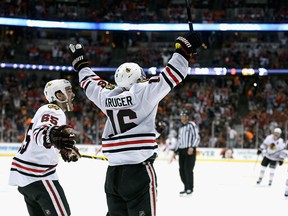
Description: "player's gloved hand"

(44, 125), (76, 150)
(256, 149), (262, 155)
(68, 44), (89, 72)
(60, 146), (81, 162)
(279, 160), (284, 166)
(175, 32), (202, 60)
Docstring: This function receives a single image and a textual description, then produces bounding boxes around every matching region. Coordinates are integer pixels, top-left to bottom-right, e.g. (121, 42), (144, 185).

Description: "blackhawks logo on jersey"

(269, 143), (276, 150)
(105, 83), (116, 90)
(48, 104), (60, 110)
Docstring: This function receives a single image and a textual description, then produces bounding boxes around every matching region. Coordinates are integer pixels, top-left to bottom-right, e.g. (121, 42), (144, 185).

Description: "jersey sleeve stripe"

(161, 73), (173, 89)
(102, 133), (157, 163)
(34, 127), (46, 145)
(165, 66), (180, 85)
(80, 74), (97, 88)
(102, 133), (155, 141)
(102, 139), (155, 148)
(167, 63), (185, 80)
(10, 168), (56, 178)
(81, 76), (102, 91)
(102, 145), (157, 153)
(10, 157), (58, 178)
(80, 74), (95, 83)
(13, 157), (56, 167)
(81, 79), (90, 89)
(11, 162), (57, 173)
(83, 80), (92, 91)
(102, 133), (156, 141)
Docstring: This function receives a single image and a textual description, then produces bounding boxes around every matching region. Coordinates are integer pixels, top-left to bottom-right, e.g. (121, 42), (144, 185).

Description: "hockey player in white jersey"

(9, 79), (80, 216)
(69, 32), (202, 216)
(256, 128), (287, 186)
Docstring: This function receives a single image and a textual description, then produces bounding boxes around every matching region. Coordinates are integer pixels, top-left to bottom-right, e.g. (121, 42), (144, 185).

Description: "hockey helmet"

(44, 79), (72, 103)
(180, 110), (189, 116)
(274, 128), (282, 134)
(114, 62), (146, 90)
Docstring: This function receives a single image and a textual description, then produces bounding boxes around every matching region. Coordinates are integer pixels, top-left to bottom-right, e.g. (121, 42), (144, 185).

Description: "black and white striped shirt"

(176, 121), (200, 150)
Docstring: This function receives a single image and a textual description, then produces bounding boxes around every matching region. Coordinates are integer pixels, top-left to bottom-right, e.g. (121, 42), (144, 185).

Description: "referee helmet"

(180, 110), (189, 116)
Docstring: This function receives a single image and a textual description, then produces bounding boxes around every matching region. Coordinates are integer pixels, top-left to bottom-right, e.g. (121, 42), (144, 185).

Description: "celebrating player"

(9, 79), (80, 216)
(69, 32), (202, 216)
(256, 128), (287, 186)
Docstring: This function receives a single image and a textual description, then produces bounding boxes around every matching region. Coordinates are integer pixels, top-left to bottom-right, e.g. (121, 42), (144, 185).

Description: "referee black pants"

(18, 180), (71, 216)
(105, 155), (157, 216)
(178, 147), (196, 191)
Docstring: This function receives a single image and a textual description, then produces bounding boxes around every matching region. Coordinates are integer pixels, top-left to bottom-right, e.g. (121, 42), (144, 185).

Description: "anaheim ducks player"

(69, 32), (202, 216)
(9, 79), (80, 216)
(256, 128), (287, 186)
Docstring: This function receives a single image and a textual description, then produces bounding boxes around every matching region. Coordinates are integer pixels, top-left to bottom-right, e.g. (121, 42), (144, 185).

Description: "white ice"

(1, 156), (288, 216)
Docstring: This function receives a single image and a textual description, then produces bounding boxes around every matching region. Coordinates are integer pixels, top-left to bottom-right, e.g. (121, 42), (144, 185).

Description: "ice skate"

(179, 190), (186, 196)
(180, 189), (193, 197)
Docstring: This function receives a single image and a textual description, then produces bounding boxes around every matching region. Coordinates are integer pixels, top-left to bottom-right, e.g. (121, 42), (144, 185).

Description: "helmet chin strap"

(65, 102), (71, 112)
(57, 96), (70, 112)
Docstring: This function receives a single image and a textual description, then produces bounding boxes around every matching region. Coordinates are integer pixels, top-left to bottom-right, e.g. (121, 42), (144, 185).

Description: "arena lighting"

(0, 63), (281, 75)
(0, 17), (288, 31)
(147, 67), (157, 75)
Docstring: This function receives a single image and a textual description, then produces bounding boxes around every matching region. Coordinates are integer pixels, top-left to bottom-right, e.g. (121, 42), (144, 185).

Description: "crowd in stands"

(0, 70), (106, 145)
(1, 29), (287, 72)
(1, 70), (288, 150)
(0, 0), (287, 70)
(0, 0), (287, 23)
(1, 0), (288, 149)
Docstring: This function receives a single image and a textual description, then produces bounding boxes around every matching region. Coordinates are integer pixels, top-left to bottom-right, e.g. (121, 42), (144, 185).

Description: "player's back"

(100, 82), (161, 166)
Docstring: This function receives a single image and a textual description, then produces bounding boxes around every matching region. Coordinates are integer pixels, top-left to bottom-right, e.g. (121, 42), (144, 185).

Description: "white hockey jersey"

(165, 136), (177, 151)
(9, 104), (67, 187)
(79, 53), (189, 166)
(260, 134), (287, 161)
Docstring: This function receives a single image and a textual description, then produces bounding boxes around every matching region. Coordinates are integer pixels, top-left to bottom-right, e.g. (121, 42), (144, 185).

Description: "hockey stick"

(253, 154), (260, 171)
(185, 0), (194, 32)
(81, 154), (108, 161)
(185, 0), (206, 54)
(267, 147), (287, 156)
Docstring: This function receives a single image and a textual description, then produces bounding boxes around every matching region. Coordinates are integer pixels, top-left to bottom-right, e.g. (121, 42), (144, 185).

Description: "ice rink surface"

(1, 156), (288, 216)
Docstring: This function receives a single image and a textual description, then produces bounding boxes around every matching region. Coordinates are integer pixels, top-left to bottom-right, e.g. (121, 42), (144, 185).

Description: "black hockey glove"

(60, 146), (81, 162)
(44, 125), (76, 150)
(175, 32), (202, 61)
(256, 149), (262, 155)
(279, 160), (284, 166)
(68, 44), (89, 72)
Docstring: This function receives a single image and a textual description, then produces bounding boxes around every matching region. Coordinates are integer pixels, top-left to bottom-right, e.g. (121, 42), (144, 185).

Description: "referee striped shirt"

(176, 121), (200, 150)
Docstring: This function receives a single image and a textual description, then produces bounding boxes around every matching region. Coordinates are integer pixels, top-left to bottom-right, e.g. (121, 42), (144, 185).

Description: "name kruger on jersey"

(105, 96), (133, 107)
(79, 53), (188, 166)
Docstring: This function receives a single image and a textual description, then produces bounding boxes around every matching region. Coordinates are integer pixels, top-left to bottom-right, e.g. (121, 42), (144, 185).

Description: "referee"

(171, 110), (200, 196)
